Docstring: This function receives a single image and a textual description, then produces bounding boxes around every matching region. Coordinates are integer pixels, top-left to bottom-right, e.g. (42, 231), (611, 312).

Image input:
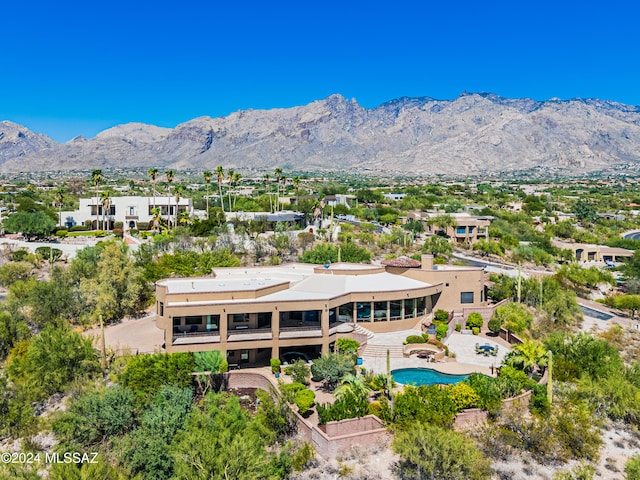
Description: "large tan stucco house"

(155, 255), (486, 367)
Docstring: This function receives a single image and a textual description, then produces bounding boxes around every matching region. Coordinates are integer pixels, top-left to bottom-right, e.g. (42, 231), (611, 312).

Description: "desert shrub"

(626, 455), (640, 480)
(55, 229), (68, 237)
(455, 323), (462, 332)
(280, 382), (306, 403)
(137, 222), (150, 231)
(446, 382), (480, 411)
(270, 358), (281, 374)
(295, 389), (315, 415)
(317, 389), (369, 424)
(70, 225), (89, 231)
(12, 250), (29, 262)
(405, 335), (425, 344)
(336, 338), (360, 355)
(393, 423), (492, 480)
(487, 315), (502, 334)
(436, 324), (448, 341)
(466, 312), (484, 329)
(472, 327), (480, 335)
(112, 228), (123, 238)
(310, 352), (355, 390)
(434, 309), (449, 323)
(288, 360), (311, 385)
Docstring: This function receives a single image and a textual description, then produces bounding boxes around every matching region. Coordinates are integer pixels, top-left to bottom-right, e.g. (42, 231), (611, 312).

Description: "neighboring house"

(383, 193), (406, 202)
(155, 255), (487, 364)
(322, 194), (355, 207)
(408, 212), (492, 245)
(551, 239), (633, 263)
(60, 196), (193, 230)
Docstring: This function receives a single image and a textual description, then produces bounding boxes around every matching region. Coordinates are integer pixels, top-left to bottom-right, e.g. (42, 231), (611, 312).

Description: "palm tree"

(334, 374), (372, 400)
(100, 190), (111, 231)
(148, 167), (159, 214)
(173, 185), (183, 229)
(179, 210), (191, 227)
(54, 187), (64, 227)
(274, 167), (283, 212)
(263, 173), (272, 213)
(91, 169), (103, 230)
(202, 170), (212, 219)
(215, 166), (225, 213)
(504, 340), (548, 377)
(165, 170), (175, 224)
(150, 206), (162, 233)
(232, 172), (241, 209)
(293, 176), (301, 207)
(226, 169), (234, 212)
(280, 175), (287, 211)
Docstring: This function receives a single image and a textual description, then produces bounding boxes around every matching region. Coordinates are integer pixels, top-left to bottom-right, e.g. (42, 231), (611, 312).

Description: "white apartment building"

(60, 196), (193, 230)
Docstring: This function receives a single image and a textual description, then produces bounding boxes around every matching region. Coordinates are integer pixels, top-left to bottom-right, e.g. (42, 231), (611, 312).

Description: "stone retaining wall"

(226, 371), (387, 459)
(454, 389), (533, 429)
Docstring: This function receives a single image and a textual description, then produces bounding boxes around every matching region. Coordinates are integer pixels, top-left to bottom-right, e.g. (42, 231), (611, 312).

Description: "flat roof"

(160, 264), (435, 305)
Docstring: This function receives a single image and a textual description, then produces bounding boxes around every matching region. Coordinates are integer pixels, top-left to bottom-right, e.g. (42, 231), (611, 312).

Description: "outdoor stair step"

(361, 345), (405, 358)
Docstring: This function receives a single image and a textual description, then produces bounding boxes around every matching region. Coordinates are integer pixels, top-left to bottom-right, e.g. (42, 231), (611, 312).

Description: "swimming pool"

(391, 368), (470, 386)
(580, 305), (614, 321)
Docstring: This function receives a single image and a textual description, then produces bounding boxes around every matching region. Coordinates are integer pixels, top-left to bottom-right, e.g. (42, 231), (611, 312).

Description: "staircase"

(360, 344), (405, 358)
(354, 324), (375, 340)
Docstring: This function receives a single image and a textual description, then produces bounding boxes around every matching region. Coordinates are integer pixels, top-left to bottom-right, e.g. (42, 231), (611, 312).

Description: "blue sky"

(1, 0), (639, 142)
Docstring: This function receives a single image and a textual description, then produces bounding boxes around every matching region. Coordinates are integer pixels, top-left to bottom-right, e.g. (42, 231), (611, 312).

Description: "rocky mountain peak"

(1, 93), (640, 175)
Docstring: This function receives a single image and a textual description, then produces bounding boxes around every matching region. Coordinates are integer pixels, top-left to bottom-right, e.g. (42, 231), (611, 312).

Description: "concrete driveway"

(84, 313), (165, 355)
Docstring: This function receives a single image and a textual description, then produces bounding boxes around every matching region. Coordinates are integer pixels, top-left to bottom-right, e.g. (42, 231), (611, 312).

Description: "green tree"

(421, 235), (453, 258)
(215, 165), (225, 212)
(310, 352), (356, 390)
(392, 423), (491, 480)
(6, 324), (100, 401)
(52, 385), (137, 450)
(119, 352), (195, 406)
(492, 302), (533, 335)
(0, 262), (33, 287)
(573, 199), (597, 223)
(2, 211), (56, 237)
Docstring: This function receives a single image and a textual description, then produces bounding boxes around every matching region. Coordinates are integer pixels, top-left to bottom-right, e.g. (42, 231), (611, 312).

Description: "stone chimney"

(421, 254), (434, 270)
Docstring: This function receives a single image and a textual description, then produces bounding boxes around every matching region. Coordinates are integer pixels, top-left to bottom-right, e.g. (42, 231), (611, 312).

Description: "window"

(461, 292), (474, 304)
(231, 313), (249, 323)
(185, 316), (202, 325)
(172, 317), (180, 326)
(158, 302), (164, 316)
(456, 227), (466, 235)
(129, 206), (135, 215)
(206, 315), (219, 331)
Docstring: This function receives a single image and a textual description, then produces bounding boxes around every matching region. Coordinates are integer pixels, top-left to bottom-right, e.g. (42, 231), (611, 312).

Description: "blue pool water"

(392, 368), (470, 386)
(580, 305), (613, 321)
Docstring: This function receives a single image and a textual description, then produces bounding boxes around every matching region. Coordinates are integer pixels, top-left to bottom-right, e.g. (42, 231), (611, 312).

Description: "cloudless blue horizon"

(2, 0), (639, 142)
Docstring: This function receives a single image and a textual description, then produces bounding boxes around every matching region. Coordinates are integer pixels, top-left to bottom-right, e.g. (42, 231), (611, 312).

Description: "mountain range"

(2, 93), (640, 176)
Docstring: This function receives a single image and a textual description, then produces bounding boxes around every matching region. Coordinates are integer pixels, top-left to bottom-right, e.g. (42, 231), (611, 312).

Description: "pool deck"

(360, 329), (510, 378)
